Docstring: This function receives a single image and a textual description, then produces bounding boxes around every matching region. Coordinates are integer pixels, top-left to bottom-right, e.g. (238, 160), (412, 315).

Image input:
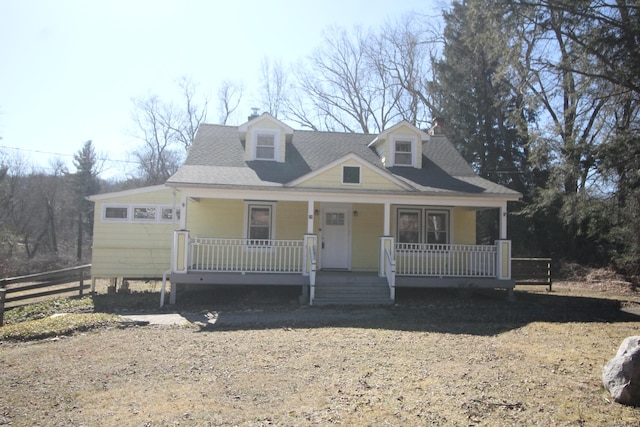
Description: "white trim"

(243, 201), (277, 240)
(341, 165), (361, 185)
(251, 128), (281, 161)
(238, 112), (294, 134)
(284, 153), (415, 191)
(101, 203), (180, 223)
(368, 120), (429, 148)
(171, 186), (520, 207)
(395, 206), (451, 244)
(390, 134), (418, 167)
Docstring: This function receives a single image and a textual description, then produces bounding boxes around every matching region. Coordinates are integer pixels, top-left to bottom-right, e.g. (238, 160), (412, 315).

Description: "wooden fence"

(0, 264), (91, 326)
(511, 258), (552, 291)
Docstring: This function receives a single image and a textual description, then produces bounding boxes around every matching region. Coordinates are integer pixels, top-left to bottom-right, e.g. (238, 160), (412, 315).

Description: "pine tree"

(71, 141), (101, 262)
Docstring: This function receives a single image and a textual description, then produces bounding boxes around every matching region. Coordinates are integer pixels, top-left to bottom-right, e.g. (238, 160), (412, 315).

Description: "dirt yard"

(1, 277), (640, 426)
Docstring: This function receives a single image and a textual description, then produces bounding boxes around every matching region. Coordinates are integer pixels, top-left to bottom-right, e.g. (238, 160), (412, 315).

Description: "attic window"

(254, 132), (276, 160)
(395, 141), (413, 166)
(342, 165), (361, 185)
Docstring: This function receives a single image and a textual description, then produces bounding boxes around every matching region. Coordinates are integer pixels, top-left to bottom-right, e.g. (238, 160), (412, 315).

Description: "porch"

(164, 232), (513, 306)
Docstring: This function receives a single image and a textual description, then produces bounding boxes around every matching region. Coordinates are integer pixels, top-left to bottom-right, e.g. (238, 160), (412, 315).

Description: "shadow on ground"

(91, 285), (640, 336)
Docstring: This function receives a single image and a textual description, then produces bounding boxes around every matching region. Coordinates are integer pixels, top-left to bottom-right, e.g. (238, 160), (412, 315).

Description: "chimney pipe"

(248, 107), (260, 121)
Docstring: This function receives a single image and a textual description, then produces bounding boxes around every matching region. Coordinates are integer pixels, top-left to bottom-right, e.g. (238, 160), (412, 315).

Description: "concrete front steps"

(312, 271), (394, 306)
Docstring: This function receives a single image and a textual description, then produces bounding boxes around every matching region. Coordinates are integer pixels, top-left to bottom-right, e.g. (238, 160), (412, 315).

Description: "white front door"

(321, 205), (351, 270)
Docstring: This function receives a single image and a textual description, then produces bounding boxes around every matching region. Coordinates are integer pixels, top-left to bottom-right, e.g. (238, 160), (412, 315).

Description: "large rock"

(603, 336), (640, 406)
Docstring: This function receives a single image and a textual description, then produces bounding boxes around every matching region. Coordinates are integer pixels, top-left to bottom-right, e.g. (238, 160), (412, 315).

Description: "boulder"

(602, 336), (640, 406)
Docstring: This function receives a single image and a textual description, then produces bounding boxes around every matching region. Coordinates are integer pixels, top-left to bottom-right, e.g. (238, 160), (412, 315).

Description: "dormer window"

(255, 131), (277, 160)
(394, 140), (413, 166)
(391, 135), (418, 167)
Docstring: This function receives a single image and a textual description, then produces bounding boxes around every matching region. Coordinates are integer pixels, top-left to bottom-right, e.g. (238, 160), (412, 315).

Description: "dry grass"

(1, 271), (640, 426)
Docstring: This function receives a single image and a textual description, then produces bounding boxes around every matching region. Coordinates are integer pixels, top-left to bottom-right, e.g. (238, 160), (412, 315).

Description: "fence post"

(79, 269), (84, 297)
(0, 288), (6, 327)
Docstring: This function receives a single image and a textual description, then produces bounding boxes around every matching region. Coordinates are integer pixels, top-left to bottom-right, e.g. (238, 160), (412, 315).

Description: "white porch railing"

(189, 237), (304, 273)
(395, 243), (497, 277)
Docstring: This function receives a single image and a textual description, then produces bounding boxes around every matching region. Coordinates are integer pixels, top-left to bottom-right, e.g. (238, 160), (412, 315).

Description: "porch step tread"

(312, 297), (394, 306)
(313, 278), (393, 305)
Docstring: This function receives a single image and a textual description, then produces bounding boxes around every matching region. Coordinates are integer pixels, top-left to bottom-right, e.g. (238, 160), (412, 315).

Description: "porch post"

(495, 239), (512, 280)
(383, 202), (391, 236)
(172, 230), (190, 274)
(499, 203), (507, 240)
(179, 193), (188, 230)
(307, 200), (315, 234)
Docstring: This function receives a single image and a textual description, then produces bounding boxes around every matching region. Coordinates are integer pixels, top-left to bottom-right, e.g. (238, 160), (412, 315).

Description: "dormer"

(368, 121), (430, 169)
(238, 112), (294, 163)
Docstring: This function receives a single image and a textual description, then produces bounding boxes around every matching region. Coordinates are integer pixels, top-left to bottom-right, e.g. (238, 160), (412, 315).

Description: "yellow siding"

(297, 161), (405, 191)
(274, 201), (308, 239)
(91, 188), (178, 278)
(91, 248), (171, 277)
(452, 207), (476, 244)
(187, 199), (307, 240)
(187, 199), (244, 237)
(351, 203), (383, 271)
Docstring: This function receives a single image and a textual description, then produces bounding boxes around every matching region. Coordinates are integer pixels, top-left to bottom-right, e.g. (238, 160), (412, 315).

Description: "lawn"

(0, 278), (639, 426)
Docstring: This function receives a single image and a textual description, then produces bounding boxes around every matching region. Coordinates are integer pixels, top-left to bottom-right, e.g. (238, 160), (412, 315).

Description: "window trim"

(395, 207), (451, 244)
(425, 209), (450, 245)
(251, 128), (280, 161)
(390, 134), (418, 167)
(103, 205), (129, 221)
(396, 208), (422, 244)
(102, 203), (180, 223)
(243, 201), (277, 248)
(132, 205), (157, 221)
(341, 165), (361, 185)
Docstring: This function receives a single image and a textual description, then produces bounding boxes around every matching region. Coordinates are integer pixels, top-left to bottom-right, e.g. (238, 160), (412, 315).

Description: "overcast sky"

(0, 0), (435, 178)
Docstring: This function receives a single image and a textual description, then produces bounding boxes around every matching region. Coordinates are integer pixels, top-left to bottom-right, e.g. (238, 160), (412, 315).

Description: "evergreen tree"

(71, 141), (101, 262)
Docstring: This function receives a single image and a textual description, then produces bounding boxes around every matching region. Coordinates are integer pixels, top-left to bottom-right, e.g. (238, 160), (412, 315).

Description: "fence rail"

(511, 258), (552, 290)
(0, 264), (91, 326)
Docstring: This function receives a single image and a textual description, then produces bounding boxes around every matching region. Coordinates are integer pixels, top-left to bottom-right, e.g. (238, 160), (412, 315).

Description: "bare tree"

(286, 26), (405, 133)
(258, 57), (288, 119)
(373, 14), (442, 128)
(217, 80), (245, 125)
(130, 77), (208, 184)
(173, 76), (209, 150)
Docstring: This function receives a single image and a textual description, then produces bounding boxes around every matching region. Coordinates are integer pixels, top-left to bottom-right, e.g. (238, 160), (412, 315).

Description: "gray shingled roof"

(167, 123), (520, 197)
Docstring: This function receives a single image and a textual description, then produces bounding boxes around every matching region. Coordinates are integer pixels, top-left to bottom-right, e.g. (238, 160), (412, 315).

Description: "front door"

(321, 205), (351, 269)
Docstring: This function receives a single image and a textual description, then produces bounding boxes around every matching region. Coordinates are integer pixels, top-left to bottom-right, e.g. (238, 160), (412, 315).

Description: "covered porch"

(163, 189), (513, 306)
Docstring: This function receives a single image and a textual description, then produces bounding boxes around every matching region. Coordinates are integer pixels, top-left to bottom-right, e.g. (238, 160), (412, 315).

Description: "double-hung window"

(397, 208), (449, 244)
(245, 202), (275, 246)
(255, 132), (276, 160)
(397, 209), (421, 243)
(394, 140), (413, 166)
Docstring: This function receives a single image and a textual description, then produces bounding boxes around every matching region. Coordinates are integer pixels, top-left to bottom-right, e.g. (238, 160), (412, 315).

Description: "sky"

(0, 0), (435, 179)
